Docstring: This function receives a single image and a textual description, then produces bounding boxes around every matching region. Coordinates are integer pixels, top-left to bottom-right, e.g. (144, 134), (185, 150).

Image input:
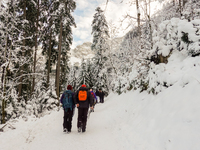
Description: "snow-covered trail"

(1, 80), (200, 150)
(0, 97), (124, 150)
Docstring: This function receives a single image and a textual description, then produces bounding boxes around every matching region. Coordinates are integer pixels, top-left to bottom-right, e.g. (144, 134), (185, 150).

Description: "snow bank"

(148, 50), (200, 94)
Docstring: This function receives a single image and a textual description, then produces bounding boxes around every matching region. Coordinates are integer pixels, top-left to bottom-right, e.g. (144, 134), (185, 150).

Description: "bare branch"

(124, 13), (146, 22)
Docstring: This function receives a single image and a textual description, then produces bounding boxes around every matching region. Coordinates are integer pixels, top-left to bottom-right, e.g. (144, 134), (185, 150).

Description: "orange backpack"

(78, 90), (87, 101)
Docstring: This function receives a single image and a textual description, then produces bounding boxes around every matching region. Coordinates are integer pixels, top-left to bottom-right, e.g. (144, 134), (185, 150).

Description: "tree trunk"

(32, 0), (39, 93)
(1, 0), (15, 124)
(148, 0), (153, 49)
(18, 0), (26, 102)
(47, 20), (52, 88)
(56, 17), (63, 101)
(1, 36), (8, 124)
(179, 0), (182, 16)
(183, 0), (187, 7)
(61, 55), (65, 90)
(1, 77), (7, 124)
(136, 0), (141, 39)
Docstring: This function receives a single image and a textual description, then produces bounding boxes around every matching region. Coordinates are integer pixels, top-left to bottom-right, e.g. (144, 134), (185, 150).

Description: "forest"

(0, 0), (200, 124)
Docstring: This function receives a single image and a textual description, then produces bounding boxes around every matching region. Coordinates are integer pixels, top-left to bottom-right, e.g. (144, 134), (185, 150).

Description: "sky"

(71, 0), (137, 49)
(71, 0), (164, 49)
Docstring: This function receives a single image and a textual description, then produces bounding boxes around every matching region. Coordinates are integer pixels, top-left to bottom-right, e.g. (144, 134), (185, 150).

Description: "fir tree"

(77, 59), (87, 87)
(85, 59), (96, 88)
(51, 0), (76, 100)
(16, 0), (38, 102)
(91, 7), (109, 91)
(0, 0), (25, 123)
(40, 0), (59, 90)
(67, 65), (79, 91)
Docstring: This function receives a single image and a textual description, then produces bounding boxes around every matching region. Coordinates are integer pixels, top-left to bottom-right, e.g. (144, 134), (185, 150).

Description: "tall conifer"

(91, 7), (109, 90)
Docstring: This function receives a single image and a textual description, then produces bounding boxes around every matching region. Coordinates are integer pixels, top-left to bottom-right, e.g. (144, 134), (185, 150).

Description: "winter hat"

(67, 85), (73, 90)
(81, 84), (86, 87)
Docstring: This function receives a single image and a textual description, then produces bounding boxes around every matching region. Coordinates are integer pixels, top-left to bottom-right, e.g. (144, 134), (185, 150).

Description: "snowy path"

(1, 82), (200, 150)
(0, 98), (124, 150)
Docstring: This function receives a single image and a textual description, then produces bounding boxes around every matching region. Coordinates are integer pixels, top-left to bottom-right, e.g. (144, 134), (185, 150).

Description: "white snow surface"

(1, 79), (200, 150)
(1, 52), (200, 150)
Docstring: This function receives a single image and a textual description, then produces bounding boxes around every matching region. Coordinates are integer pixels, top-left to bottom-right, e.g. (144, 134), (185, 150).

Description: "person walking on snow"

(95, 89), (100, 103)
(90, 88), (97, 112)
(60, 85), (75, 133)
(98, 89), (105, 103)
(74, 84), (93, 133)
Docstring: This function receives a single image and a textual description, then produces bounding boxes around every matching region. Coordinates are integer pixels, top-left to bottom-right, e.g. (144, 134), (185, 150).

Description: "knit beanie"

(67, 85), (73, 90)
(81, 84), (86, 87)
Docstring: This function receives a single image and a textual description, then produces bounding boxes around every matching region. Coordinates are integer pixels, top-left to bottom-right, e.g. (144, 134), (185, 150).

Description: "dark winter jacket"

(74, 87), (93, 108)
(95, 90), (99, 97)
(98, 91), (105, 101)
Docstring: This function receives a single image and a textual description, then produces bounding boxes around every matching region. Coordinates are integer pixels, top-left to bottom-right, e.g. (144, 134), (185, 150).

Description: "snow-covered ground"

(1, 50), (200, 150)
(0, 78), (200, 150)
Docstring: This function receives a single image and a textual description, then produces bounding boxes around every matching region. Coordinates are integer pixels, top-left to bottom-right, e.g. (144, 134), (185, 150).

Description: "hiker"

(98, 89), (105, 103)
(95, 89), (100, 103)
(74, 84), (93, 133)
(60, 85), (75, 133)
(90, 88), (97, 112)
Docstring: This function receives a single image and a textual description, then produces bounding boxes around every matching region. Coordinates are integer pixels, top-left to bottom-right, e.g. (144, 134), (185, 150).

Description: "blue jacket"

(90, 91), (97, 100)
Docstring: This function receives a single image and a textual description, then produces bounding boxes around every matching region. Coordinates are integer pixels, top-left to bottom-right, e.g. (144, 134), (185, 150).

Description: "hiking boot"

(63, 128), (67, 132)
(67, 130), (71, 133)
(78, 127), (81, 133)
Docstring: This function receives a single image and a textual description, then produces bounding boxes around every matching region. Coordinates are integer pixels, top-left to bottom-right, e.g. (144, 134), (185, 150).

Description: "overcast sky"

(71, 0), (163, 49)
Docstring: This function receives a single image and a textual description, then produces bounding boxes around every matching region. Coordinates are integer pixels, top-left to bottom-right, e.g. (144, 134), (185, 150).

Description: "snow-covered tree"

(182, 0), (200, 21)
(76, 59), (87, 88)
(52, 0), (76, 100)
(91, 7), (110, 91)
(0, 0), (27, 123)
(67, 65), (79, 91)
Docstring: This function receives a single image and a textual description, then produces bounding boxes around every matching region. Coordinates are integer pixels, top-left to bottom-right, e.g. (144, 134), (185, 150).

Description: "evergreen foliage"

(91, 7), (110, 91)
(0, 0), (76, 123)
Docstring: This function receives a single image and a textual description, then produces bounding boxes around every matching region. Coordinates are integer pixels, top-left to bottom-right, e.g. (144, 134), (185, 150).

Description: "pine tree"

(0, 0), (25, 123)
(77, 59), (87, 87)
(51, 0), (76, 100)
(85, 59), (96, 88)
(91, 7), (109, 91)
(67, 65), (79, 91)
(32, 0), (40, 94)
(40, 0), (59, 90)
(16, 0), (38, 102)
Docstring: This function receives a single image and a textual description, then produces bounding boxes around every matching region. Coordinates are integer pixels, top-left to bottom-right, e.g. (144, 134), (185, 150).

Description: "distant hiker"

(98, 89), (105, 103)
(60, 85), (75, 133)
(90, 88), (97, 112)
(74, 84), (93, 133)
(95, 89), (100, 103)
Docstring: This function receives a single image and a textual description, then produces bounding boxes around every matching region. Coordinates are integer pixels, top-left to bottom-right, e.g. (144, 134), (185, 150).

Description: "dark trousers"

(92, 98), (96, 108)
(63, 108), (74, 131)
(100, 98), (104, 103)
(77, 108), (88, 131)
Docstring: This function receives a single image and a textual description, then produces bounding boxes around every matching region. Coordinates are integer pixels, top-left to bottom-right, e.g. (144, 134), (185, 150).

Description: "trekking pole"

(87, 109), (92, 119)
